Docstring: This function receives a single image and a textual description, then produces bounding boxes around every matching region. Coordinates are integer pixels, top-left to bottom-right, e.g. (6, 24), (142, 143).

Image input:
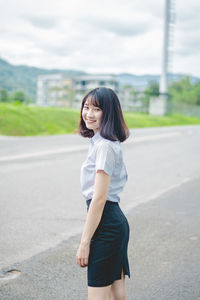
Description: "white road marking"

(124, 177), (192, 212)
(125, 131), (181, 144)
(0, 145), (89, 162)
(0, 131), (182, 162)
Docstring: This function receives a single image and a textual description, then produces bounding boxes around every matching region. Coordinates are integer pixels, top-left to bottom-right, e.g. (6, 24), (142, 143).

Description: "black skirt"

(86, 199), (131, 287)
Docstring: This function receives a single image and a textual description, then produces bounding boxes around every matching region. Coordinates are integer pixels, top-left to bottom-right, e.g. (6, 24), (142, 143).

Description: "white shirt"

(80, 131), (128, 203)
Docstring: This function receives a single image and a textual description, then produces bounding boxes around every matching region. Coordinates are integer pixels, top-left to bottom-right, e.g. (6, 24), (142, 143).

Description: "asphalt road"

(0, 125), (200, 299)
(0, 173), (199, 299)
(1, 125), (200, 270)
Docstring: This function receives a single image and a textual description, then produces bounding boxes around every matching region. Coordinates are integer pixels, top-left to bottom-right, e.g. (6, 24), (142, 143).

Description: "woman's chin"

(86, 125), (93, 129)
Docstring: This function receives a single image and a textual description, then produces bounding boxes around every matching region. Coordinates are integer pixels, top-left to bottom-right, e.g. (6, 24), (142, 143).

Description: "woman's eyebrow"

(84, 103), (94, 107)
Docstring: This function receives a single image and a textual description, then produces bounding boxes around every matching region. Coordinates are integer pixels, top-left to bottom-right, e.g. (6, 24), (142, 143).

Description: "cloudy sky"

(0, 0), (200, 76)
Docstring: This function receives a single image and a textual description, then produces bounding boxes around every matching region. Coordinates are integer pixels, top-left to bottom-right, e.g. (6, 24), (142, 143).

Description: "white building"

(37, 74), (119, 108)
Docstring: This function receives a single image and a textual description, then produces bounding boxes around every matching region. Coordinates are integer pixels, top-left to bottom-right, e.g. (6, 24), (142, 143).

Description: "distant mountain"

(0, 58), (86, 101)
(0, 57), (199, 101)
(116, 73), (200, 89)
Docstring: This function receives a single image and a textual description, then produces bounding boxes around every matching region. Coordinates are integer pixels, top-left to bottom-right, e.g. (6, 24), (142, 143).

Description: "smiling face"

(82, 97), (103, 134)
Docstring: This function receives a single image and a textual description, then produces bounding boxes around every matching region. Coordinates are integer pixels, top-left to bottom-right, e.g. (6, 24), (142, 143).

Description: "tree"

(0, 89), (9, 102)
(12, 91), (26, 103)
(140, 81), (160, 108)
(168, 76), (200, 106)
(144, 81), (160, 96)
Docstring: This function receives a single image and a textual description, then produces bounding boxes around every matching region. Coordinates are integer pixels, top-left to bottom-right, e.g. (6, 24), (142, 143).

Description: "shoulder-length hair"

(78, 87), (130, 142)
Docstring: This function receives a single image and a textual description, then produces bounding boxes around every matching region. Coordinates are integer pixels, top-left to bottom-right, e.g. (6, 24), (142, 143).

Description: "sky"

(0, 0), (200, 77)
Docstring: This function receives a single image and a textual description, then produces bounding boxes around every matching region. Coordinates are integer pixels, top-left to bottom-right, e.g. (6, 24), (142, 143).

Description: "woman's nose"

(87, 109), (94, 117)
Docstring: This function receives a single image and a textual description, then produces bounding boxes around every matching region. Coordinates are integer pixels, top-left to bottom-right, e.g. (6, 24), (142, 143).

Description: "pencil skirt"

(86, 199), (131, 287)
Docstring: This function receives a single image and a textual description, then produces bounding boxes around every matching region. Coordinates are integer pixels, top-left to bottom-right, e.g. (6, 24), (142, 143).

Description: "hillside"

(0, 57), (199, 102)
(0, 58), (86, 101)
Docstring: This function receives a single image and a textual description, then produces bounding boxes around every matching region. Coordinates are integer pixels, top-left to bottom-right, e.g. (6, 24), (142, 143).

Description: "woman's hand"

(76, 241), (90, 268)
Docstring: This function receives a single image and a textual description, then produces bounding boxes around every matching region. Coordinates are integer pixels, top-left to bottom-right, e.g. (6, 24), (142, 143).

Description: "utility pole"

(160, 0), (169, 94)
(160, 0), (175, 94)
(149, 0), (175, 115)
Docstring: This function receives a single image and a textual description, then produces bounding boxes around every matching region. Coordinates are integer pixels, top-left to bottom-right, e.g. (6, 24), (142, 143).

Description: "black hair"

(78, 87), (129, 142)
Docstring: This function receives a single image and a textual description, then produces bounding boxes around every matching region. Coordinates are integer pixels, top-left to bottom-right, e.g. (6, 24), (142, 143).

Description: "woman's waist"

(86, 199), (128, 227)
(86, 198), (119, 209)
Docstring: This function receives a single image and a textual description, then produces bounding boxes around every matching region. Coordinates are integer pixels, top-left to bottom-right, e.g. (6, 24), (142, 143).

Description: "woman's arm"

(76, 169), (110, 268)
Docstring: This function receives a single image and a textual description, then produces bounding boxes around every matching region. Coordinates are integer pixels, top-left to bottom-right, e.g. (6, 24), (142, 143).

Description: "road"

(0, 125), (200, 299)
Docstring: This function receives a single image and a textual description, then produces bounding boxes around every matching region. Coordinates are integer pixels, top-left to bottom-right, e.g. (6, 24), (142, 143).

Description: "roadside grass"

(124, 111), (200, 128)
(0, 102), (200, 136)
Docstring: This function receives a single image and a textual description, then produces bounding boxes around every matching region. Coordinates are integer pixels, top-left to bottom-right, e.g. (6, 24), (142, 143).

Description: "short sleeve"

(95, 142), (116, 176)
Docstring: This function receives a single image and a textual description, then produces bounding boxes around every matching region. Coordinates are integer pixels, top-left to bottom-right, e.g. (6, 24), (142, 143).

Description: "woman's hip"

(86, 199), (130, 241)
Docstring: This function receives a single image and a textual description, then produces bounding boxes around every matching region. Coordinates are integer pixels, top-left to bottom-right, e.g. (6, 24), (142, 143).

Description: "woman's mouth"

(86, 120), (96, 124)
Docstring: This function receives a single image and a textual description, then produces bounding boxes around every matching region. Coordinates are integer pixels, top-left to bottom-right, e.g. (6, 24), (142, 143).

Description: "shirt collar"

(90, 131), (102, 145)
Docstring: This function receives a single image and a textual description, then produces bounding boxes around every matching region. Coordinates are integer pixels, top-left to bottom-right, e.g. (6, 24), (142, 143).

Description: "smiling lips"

(86, 120), (96, 123)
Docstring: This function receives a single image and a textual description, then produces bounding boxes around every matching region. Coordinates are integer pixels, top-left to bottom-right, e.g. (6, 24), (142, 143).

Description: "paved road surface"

(0, 126), (200, 269)
(0, 125), (200, 299)
(0, 174), (199, 299)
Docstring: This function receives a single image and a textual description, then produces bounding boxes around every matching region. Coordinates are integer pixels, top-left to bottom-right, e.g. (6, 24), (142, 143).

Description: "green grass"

(0, 102), (200, 136)
(124, 111), (200, 128)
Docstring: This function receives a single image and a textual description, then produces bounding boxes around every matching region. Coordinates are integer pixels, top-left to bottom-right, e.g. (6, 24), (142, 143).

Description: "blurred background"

(0, 1), (200, 299)
(0, 0), (200, 136)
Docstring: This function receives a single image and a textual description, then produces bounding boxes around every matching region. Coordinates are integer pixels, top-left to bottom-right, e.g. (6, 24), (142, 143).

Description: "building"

(37, 74), (119, 108)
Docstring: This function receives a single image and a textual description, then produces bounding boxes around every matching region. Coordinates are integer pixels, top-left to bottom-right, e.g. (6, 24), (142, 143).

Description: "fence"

(170, 102), (200, 117)
(120, 92), (200, 117)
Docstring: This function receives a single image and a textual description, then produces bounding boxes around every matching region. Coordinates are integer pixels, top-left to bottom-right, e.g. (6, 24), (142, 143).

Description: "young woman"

(76, 87), (131, 300)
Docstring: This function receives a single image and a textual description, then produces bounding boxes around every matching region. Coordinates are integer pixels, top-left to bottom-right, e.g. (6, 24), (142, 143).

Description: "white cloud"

(24, 14), (59, 29)
(0, 0), (199, 77)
